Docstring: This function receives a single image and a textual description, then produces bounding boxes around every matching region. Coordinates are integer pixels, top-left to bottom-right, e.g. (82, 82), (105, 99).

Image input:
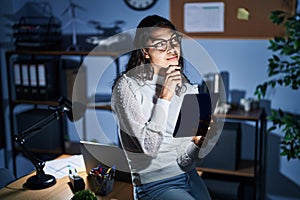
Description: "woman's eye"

(171, 38), (178, 44)
(172, 37), (181, 44)
(156, 41), (166, 47)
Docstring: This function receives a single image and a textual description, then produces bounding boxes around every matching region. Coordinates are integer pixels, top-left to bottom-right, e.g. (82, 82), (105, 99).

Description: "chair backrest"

(0, 168), (16, 189)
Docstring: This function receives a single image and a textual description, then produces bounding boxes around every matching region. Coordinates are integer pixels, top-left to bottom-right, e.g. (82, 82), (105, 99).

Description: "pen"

(68, 165), (73, 178)
(73, 168), (79, 177)
(106, 167), (111, 174)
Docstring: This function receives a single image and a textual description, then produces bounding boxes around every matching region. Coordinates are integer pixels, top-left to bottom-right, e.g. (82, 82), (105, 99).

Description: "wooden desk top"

(215, 108), (264, 121)
(0, 155), (133, 200)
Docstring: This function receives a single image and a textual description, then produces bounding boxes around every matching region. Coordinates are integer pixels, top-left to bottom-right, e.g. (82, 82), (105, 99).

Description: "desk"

(198, 108), (266, 200)
(0, 155), (133, 200)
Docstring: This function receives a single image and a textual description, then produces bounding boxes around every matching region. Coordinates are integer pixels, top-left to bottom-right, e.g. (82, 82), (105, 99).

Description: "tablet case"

(173, 93), (219, 138)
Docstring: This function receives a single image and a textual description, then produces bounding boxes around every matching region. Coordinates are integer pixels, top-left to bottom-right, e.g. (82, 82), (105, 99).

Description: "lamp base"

(24, 174), (56, 190)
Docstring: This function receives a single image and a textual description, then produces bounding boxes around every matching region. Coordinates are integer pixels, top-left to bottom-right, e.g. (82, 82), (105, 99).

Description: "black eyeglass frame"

(146, 33), (183, 51)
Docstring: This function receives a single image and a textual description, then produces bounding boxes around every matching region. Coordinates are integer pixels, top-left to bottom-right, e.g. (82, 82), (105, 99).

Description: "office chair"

(0, 168), (16, 189)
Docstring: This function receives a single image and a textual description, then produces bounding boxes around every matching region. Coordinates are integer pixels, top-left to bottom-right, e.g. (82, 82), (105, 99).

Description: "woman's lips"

(167, 55), (178, 61)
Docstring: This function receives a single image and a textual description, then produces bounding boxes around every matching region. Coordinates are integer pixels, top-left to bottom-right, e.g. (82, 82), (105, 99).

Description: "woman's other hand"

(192, 115), (217, 147)
(192, 136), (205, 147)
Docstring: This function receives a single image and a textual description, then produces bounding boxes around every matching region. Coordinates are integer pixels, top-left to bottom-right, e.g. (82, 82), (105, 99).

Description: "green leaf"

(72, 190), (97, 200)
(270, 11), (286, 24)
(269, 80), (277, 87)
(268, 126), (277, 132)
(271, 10), (285, 16)
(278, 109), (284, 117)
(273, 54), (280, 61)
(280, 149), (288, 156)
(294, 39), (300, 49)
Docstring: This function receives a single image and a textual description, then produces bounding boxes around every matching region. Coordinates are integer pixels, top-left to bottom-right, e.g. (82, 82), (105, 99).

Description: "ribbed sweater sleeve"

(177, 142), (200, 172)
(111, 76), (169, 158)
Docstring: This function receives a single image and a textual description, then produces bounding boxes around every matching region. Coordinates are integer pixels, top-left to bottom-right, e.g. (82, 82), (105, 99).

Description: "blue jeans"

(134, 169), (211, 200)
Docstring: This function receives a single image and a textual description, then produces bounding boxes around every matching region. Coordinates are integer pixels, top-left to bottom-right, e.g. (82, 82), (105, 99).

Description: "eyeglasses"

(146, 34), (183, 51)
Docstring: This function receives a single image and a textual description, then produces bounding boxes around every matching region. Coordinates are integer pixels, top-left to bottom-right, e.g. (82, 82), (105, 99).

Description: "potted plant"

(254, 10), (300, 160)
(71, 190), (97, 200)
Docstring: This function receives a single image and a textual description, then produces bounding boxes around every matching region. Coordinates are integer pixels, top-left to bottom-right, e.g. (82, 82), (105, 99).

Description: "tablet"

(173, 93), (219, 138)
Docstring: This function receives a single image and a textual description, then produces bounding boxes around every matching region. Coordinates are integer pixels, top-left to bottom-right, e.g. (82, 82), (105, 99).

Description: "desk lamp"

(14, 97), (85, 189)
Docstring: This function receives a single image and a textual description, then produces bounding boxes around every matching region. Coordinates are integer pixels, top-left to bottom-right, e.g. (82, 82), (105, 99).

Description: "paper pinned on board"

(184, 2), (225, 33)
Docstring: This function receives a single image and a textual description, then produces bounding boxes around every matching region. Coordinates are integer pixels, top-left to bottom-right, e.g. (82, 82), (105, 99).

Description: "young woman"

(111, 15), (212, 200)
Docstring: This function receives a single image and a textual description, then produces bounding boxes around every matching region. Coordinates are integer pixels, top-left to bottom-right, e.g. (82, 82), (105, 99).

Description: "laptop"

(79, 141), (131, 182)
(173, 93), (219, 138)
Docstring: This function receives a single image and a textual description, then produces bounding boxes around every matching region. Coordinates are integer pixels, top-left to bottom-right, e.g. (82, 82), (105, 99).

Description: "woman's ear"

(142, 49), (150, 59)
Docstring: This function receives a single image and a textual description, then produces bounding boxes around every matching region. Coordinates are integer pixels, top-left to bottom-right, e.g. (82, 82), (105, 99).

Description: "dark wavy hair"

(112, 15), (188, 92)
(125, 15), (185, 81)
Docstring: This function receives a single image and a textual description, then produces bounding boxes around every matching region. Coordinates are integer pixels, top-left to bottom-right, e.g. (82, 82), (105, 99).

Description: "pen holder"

(69, 174), (85, 192)
(87, 165), (115, 196)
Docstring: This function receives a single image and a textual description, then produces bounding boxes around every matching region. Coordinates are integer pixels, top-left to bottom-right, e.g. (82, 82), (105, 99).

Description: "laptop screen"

(79, 141), (131, 182)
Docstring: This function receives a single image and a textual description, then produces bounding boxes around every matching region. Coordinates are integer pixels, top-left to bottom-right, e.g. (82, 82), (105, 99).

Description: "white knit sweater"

(111, 73), (200, 186)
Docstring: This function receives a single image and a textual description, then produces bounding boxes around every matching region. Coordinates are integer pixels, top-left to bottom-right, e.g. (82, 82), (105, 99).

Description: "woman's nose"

(167, 45), (177, 54)
(166, 40), (175, 51)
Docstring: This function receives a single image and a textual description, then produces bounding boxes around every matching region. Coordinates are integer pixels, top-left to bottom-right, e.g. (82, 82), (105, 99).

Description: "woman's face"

(143, 28), (182, 75)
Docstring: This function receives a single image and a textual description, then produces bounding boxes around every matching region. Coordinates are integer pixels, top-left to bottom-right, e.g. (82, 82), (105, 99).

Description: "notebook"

(173, 93), (219, 138)
(79, 141), (131, 182)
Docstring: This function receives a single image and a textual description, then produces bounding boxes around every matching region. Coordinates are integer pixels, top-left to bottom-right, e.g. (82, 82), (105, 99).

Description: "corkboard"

(170, 0), (296, 39)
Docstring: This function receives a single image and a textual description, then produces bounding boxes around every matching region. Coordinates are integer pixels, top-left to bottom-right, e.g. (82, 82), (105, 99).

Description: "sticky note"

(237, 8), (249, 20)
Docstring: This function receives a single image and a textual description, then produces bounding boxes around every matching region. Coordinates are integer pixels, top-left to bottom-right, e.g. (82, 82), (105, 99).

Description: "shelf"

(87, 94), (112, 111)
(215, 108), (264, 121)
(6, 49), (123, 57)
(198, 108), (266, 197)
(87, 103), (112, 111)
(197, 160), (257, 183)
(15, 146), (63, 155)
(12, 100), (59, 106)
(197, 160), (255, 178)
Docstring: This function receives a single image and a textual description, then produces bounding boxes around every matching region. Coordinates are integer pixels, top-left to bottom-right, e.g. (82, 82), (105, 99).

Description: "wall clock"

(124, 0), (157, 11)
